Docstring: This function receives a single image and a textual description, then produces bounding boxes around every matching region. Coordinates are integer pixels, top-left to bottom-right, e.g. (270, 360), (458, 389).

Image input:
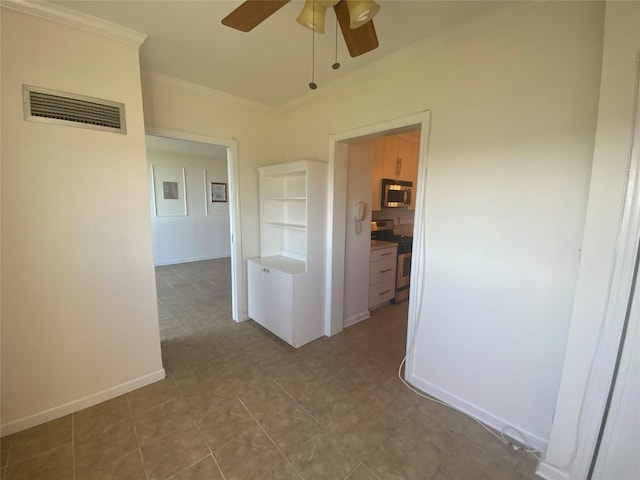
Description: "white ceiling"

(51, 0), (513, 107)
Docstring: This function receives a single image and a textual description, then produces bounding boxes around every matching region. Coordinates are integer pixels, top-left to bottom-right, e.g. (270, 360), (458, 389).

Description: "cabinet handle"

(380, 268), (392, 273)
(380, 252), (393, 256)
(262, 268), (270, 273)
(379, 290), (391, 296)
(399, 157), (402, 176)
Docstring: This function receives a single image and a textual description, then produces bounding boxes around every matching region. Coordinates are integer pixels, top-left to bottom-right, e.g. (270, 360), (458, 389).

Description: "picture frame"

(211, 182), (227, 203)
(152, 165), (188, 216)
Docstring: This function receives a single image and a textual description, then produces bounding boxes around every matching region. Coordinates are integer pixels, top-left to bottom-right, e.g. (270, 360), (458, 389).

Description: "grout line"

(125, 395), (150, 480)
(71, 414), (77, 480)
(165, 453), (211, 480)
(360, 463), (384, 480)
(3, 442), (74, 468)
(233, 394), (305, 480)
(129, 395), (181, 419)
(171, 375), (228, 480)
(343, 463), (363, 480)
(4, 436), (12, 469)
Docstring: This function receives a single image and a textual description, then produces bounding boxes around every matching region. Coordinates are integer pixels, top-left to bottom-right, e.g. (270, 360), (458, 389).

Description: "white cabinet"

(247, 258), (297, 346)
(372, 133), (420, 211)
(248, 160), (326, 348)
(369, 244), (397, 309)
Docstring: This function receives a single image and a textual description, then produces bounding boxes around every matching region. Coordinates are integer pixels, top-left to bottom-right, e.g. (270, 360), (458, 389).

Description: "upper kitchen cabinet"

(372, 131), (421, 210)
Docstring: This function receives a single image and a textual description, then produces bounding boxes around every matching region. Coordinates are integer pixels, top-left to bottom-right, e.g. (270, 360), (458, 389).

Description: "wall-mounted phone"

(353, 201), (366, 234)
(353, 201), (366, 221)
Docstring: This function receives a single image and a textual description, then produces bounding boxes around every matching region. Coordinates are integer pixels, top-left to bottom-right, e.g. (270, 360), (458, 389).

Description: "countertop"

(370, 240), (398, 251)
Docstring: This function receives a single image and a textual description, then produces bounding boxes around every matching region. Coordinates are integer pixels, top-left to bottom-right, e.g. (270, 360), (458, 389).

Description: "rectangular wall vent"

(23, 85), (126, 134)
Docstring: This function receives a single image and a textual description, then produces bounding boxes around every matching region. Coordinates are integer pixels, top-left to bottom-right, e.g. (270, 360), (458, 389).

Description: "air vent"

(23, 85), (126, 134)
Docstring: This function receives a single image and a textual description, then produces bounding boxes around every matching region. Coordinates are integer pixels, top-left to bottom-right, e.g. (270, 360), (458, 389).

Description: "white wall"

(279, 1), (604, 448)
(343, 141), (375, 326)
(1, 10), (163, 433)
(541, 2), (640, 479)
(146, 136), (230, 266)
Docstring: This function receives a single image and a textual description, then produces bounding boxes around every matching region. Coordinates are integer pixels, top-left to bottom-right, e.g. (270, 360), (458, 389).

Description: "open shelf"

(249, 160), (327, 349)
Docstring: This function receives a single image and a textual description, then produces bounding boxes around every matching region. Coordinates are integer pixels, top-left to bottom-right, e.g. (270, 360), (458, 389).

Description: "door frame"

(538, 55), (640, 480)
(145, 126), (246, 322)
(325, 111), (431, 368)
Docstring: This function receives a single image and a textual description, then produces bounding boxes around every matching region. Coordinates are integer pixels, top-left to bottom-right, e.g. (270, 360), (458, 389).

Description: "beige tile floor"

(0, 258), (541, 480)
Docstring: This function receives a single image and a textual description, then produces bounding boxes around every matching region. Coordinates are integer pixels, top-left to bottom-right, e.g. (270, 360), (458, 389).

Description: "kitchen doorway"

(145, 127), (244, 323)
(325, 112), (431, 378)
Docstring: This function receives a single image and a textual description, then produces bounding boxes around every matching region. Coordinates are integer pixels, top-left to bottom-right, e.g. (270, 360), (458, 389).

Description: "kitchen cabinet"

(248, 160), (326, 348)
(369, 243), (397, 309)
(399, 138), (418, 209)
(372, 133), (420, 210)
(372, 137), (385, 211)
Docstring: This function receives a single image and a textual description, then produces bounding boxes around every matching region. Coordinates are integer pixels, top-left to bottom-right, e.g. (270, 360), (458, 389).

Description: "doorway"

(343, 128), (420, 328)
(145, 127), (244, 323)
(325, 111), (431, 379)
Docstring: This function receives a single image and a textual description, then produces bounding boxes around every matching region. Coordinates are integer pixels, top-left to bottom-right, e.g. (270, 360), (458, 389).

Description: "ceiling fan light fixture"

(346, 0), (380, 29)
(296, 1), (327, 34)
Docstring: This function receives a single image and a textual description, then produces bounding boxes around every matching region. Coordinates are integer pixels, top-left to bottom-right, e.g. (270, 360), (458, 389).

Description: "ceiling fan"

(221, 0), (380, 58)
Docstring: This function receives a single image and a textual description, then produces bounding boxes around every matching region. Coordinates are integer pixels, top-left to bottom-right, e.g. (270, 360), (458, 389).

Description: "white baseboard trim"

(0, 369), (165, 437)
(344, 311), (371, 328)
(407, 371), (548, 453)
(154, 254), (230, 267)
(536, 461), (571, 480)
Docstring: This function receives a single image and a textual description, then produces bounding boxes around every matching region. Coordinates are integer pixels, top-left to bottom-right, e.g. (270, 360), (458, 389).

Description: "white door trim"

(145, 126), (246, 322)
(325, 111), (431, 351)
(582, 58), (640, 479)
(538, 59), (640, 480)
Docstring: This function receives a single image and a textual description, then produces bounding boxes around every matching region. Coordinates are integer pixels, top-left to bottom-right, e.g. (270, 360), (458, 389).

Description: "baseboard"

(536, 461), (571, 480)
(0, 368), (165, 437)
(154, 254), (230, 267)
(344, 311), (371, 328)
(407, 371), (548, 453)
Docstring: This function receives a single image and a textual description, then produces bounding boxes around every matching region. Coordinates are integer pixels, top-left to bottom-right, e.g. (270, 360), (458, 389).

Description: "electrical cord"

(397, 356), (541, 460)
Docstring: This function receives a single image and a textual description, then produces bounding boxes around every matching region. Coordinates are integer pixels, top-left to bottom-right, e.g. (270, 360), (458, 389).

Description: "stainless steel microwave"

(381, 178), (412, 208)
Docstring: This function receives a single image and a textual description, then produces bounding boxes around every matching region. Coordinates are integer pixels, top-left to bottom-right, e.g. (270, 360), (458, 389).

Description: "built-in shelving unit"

(248, 160), (326, 348)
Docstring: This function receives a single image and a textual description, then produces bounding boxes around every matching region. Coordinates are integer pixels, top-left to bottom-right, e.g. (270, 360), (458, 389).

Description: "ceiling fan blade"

(222, 0), (291, 32)
(334, 1), (379, 58)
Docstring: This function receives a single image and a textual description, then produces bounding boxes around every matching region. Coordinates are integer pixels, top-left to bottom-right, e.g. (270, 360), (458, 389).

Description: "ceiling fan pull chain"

(332, 15), (340, 70)
(309, 1), (318, 89)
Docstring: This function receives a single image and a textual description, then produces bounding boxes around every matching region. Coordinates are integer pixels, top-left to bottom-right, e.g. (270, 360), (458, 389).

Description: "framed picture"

(152, 165), (187, 216)
(163, 181), (179, 199)
(211, 182), (227, 203)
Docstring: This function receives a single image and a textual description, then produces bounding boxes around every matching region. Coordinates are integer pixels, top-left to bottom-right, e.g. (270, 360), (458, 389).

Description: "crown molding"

(145, 71), (277, 114)
(0, 0), (147, 47)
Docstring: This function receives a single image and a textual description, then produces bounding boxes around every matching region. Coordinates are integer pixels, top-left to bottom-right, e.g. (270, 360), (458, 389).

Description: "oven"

(371, 219), (412, 303)
(395, 246), (411, 303)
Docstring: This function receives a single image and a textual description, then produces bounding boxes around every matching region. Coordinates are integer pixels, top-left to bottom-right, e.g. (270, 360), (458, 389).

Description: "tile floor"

(0, 258), (541, 480)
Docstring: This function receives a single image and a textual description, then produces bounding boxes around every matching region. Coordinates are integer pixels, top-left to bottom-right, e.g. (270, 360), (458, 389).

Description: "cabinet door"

(247, 260), (294, 344)
(398, 138), (419, 208)
(382, 136), (400, 180)
(372, 137), (385, 211)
